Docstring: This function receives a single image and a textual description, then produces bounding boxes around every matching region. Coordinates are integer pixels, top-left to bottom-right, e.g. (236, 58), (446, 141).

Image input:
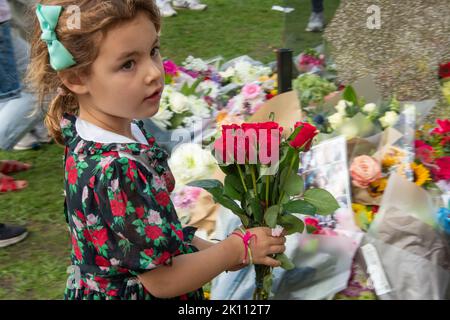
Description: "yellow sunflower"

(381, 146), (406, 168)
(368, 178), (388, 197)
(411, 162), (431, 186)
(382, 156), (398, 168)
(352, 203), (367, 213)
(396, 162), (431, 186)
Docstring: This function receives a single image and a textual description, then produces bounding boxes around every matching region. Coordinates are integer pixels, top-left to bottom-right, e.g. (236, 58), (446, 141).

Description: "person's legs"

(306, 0), (325, 32)
(0, 92), (40, 150)
(311, 0), (324, 13)
(156, 0), (177, 17)
(0, 26), (42, 150)
(0, 21), (21, 102)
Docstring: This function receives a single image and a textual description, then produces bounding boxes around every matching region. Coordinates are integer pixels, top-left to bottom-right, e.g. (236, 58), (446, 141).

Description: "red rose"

(75, 210), (86, 222)
(89, 176), (96, 188)
(175, 229), (184, 241)
(144, 248), (154, 258)
(214, 124), (240, 163)
(305, 217), (322, 234)
(102, 151), (119, 158)
(439, 62), (450, 79)
(432, 119), (450, 135)
(71, 236), (82, 261)
(155, 191), (170, 207)
(170, 224), (184, 241)
(415, 140), (434, 164)
(68, 169), (78, 185)
(126, 161), (137, 181)
(110, 199), (126, 217)
(136, 206), (145, 219)
(66, 156), (75, 170)
(145, 225), (163, 240)
(107, 289), (119, 297)
(441, 136), (450, 147)
(239, 122), (283, 163)
(255, 122), (283, 161)
(289, 122), (318, 151)
(162, 172), (175, 193)
(154, 251), (171, 265)
(432, 157), (450, 181)
(95, 255), (111, 267)
(94, 276), (109, 290)
(92, 228), (108, 247)
(241, 123), (260, 161)
(83, 229), (92, 242)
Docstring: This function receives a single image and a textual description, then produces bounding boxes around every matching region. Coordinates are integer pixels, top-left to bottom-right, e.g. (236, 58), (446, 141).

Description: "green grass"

(0, 0), (339, 300)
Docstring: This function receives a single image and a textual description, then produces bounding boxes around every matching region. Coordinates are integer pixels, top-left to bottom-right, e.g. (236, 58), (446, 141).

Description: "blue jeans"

(0, 23), (41, 150)
(0, 21), (21, 101)
(312, 0), (324, 13)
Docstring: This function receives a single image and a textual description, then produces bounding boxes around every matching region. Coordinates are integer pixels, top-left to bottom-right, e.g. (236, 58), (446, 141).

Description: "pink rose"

(242, 83), (262, 100)
(350, 156), (382, 188)
(163, 60), (178, 76)
(173, 186), (202, 209)
(271, 225), (284, 237)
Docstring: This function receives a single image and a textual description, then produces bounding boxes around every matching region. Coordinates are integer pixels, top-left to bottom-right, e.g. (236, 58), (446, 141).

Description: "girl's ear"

(58, 70), (89, 95)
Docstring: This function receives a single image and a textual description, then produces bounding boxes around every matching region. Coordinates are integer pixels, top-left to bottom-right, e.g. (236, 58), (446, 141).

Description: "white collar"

(75, 117), (149, 145)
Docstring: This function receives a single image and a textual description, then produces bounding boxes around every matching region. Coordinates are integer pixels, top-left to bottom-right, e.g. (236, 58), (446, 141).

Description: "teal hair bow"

(36, 4), (76, 71)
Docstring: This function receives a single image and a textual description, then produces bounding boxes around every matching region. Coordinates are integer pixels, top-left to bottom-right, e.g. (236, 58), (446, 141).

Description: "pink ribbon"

(231, 231), (257, 264)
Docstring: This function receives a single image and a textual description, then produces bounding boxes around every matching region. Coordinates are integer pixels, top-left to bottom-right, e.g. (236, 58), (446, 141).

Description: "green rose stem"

(265, 175), (270, 208)
(236, 164), (248, 193)
(250, 165), (258, 195)
(277, 151), (297, 205)
(253, 265), (272, 300)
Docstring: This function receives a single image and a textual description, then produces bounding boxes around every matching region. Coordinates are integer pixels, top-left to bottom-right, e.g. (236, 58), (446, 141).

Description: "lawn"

(0, 0), (340, 299)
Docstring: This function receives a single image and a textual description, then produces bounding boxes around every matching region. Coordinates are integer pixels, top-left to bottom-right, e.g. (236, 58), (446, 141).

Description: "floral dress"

(61, 113), (204, 300)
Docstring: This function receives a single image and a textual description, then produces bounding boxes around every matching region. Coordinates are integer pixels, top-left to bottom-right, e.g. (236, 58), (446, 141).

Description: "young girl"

(27, 0), (286, 300)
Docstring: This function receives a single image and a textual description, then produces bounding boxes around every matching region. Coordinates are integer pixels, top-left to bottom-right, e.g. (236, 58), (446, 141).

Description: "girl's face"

(80, 11), (164, 121)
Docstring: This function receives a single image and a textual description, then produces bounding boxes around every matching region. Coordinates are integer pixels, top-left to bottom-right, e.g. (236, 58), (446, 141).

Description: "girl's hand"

(226, 263), (248, 272)
(229, 227), (286, 268)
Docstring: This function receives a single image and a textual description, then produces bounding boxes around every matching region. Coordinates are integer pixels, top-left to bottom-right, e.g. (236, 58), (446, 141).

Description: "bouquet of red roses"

(189, 119), (339, 299)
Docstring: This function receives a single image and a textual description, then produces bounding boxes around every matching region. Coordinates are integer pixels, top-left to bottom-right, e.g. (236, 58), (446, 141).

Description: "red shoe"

(0, 160), (32, 175)
(0, 174), (28, 193)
